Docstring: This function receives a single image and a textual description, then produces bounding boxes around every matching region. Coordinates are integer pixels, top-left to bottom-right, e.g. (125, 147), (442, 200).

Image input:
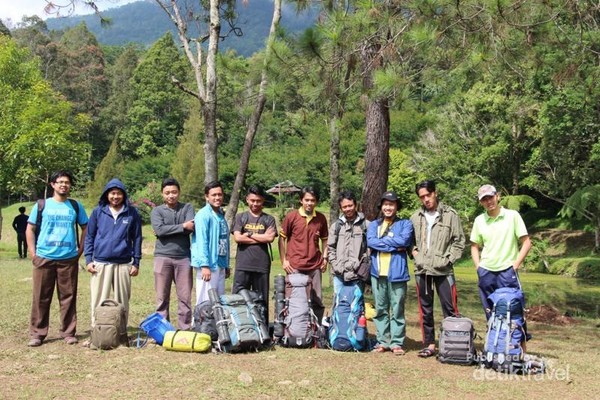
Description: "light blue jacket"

(191, 204), (229, 271)
(367, 217), (413, 282)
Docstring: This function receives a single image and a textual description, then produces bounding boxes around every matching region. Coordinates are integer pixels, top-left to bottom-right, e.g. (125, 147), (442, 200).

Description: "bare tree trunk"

(329, 116), (341, 223)
(596, 215), (600, 253)
(362, 98), (390, 221)
(225, 0), (282, 225)
(203, 0), (221, 184)
(511, 122), (520, 195)
(156, 0), (220, 184)
(360, 42), (390, 221)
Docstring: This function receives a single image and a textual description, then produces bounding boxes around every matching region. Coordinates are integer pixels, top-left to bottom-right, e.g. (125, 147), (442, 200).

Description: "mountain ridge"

(45, 0), (317, 57)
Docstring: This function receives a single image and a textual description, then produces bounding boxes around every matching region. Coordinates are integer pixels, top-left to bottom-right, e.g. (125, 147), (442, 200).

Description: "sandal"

(372, 345), (388, 353)
(391, 347), (406, 356)
(417, 347), (436, 358)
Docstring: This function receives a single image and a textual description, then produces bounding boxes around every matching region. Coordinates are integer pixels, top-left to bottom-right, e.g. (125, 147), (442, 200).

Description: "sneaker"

(64, 336), (78, 345)
(28, 338), (42, 347)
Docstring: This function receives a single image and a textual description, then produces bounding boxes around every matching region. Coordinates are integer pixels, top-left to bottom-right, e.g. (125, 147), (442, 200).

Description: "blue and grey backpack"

(328, 281), (368, 351)
(208, 288), (270, 352)
(483, 287), (527, 372)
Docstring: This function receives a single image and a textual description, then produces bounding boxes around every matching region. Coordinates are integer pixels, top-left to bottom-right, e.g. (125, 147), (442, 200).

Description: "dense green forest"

(0, 0), (599, 250)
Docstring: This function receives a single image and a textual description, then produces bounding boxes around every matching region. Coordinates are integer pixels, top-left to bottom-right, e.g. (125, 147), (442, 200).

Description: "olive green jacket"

(410, 202), (465, 276)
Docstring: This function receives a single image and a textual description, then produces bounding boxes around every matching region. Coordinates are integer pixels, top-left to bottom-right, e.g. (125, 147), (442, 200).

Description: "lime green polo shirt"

(469, 207), (528, 272)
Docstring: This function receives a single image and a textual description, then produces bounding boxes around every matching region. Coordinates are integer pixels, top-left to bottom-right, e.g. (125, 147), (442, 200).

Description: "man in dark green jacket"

(410, 180), (465, 358)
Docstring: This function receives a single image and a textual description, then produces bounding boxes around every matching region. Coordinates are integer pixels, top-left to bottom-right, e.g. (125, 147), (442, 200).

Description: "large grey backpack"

(90, 299), (127, 350)
(438, 316), (478, 365)
(275, 273), (319, 348)
(208, 288), (270, 353)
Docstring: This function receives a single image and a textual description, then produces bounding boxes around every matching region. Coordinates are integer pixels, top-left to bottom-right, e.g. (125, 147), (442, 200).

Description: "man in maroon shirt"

(278, 187), (328, 322)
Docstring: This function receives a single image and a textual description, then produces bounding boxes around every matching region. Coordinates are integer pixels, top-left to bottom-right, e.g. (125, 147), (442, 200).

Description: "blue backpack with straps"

(483, 287), (526, 372)
(328, 281), (368, 351)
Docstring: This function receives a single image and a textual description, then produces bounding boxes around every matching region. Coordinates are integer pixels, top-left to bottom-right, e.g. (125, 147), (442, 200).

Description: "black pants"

(232, 269), (270, 324)
(415, 274), (459, 347)
(17, 233), (28, 258)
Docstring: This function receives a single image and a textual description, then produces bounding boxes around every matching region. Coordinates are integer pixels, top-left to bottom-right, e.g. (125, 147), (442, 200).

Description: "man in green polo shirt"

(470, 184), (532, 319)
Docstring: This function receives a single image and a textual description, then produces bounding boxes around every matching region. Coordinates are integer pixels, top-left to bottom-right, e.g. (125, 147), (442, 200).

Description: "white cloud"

(0, 0), (141, 26)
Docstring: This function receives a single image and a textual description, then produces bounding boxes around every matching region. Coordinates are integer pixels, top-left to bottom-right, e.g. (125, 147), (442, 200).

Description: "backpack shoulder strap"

(67, 199), (81, 248)
(257, 213), (275, 261)
(240, 211), (249, 232)
(34, 199), (45, 243)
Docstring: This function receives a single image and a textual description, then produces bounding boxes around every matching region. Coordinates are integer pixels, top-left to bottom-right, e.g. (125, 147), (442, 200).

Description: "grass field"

(1, 202), (600, 399)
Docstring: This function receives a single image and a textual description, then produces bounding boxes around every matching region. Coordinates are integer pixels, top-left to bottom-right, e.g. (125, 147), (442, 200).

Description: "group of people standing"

(24, 170), (531, 357)
(327, 180), (531, 357)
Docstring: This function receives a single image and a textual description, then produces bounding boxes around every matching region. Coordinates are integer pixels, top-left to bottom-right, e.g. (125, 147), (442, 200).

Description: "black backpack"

(192, 300), (218, 341)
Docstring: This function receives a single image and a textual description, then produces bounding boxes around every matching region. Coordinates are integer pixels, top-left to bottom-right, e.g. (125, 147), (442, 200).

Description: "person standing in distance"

(410, 180), (465, 358)
(278, 186), (329, 322)
(13, 206), (29, 258)
(151, 178), (195, 329)
(231, 185), (277, 324)
(470, 184), (532, 319)
(25, 171), (88, 347)
(192, 181), (230, 306)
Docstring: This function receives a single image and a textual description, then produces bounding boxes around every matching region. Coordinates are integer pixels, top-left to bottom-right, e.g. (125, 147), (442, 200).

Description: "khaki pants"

(90, 262), (132, 327)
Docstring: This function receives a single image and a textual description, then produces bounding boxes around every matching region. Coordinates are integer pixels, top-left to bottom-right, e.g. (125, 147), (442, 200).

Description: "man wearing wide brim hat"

(367, 190), (413, 355)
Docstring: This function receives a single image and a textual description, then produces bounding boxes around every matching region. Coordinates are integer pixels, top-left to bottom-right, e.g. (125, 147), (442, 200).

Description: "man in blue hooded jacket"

(84, 178), (142, 332)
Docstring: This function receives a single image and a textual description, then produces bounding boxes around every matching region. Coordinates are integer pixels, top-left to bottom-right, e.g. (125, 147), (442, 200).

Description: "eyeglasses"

(54, 180), (71, 185)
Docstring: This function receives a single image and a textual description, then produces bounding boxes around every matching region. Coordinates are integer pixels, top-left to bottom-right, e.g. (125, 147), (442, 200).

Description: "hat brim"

(478, 191), (496, 200)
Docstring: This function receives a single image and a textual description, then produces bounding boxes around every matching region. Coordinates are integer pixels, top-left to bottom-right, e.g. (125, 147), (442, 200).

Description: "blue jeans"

(332, 275), (365, 295)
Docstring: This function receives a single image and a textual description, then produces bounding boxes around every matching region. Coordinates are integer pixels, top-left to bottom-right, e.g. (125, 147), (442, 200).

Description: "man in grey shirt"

(151, 178), (195, 329)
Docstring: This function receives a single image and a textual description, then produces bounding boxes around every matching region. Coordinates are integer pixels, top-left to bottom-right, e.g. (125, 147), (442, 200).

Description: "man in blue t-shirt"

(26, 171), (88, 347)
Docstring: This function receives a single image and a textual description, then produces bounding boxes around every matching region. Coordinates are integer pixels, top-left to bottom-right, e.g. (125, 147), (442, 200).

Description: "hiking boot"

(28, 338), (42, 347)
(64, 336), (78, 345)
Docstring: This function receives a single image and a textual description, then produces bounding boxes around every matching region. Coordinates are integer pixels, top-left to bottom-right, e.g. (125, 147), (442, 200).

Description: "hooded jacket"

(191, 203), (230, 271)
(367, 217), (413, 282)
(410, 202), (465, 276)
(327, 212), (369, 282)
(84, 178), (143, 267)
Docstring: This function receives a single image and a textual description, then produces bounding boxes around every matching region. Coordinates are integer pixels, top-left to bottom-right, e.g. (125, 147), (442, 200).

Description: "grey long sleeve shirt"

(151, 202), (195, 258)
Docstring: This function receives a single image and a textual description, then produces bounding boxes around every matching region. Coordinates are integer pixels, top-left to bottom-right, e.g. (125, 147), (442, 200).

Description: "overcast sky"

(0, 0), (140, 25)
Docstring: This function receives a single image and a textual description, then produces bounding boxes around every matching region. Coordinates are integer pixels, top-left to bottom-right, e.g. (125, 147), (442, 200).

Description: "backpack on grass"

(90, 299), (127, 350)
(328, 281), (368, 351)
(192, 300), (218, 341)
(482, 287), (529, 373)
(208, 288), (270, 353)
(438, 316), (478, 365)
(273, 273), (320, 348)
